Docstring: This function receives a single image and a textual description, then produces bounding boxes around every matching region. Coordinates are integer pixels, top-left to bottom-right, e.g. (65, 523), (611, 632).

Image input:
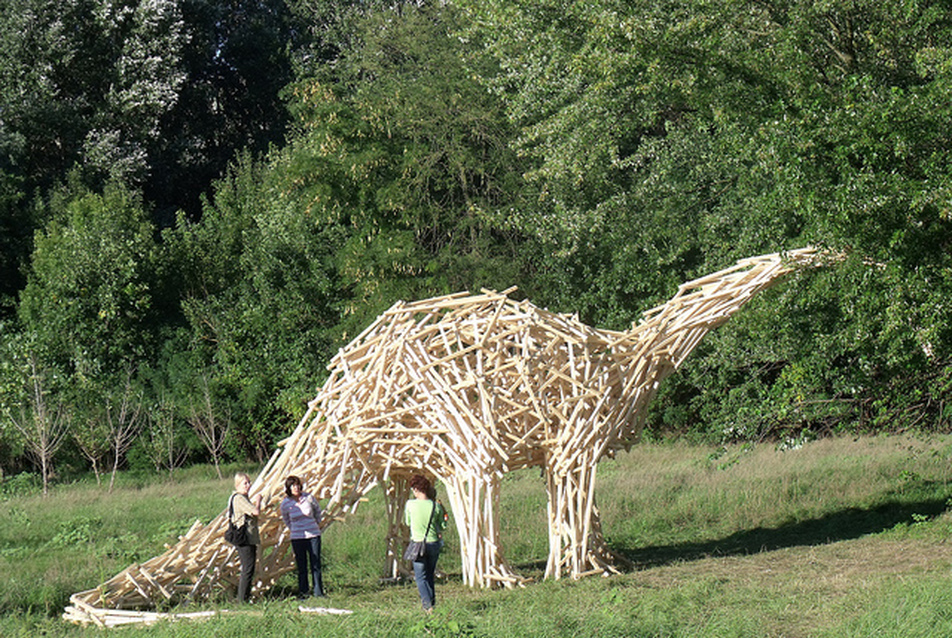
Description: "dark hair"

(408, 474), (432, 498)
(285, 475), (303, 498)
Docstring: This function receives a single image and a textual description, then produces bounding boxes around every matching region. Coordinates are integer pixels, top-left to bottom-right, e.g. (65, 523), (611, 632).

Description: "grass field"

(3, 434), (952, 637)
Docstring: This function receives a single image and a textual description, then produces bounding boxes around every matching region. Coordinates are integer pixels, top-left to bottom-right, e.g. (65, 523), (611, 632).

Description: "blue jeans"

(291, 536), (325, 597)
(412, 540), (442, 611)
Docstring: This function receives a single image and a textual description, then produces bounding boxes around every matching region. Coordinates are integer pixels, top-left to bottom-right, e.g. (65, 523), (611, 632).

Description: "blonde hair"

(234, 472), (251, 489)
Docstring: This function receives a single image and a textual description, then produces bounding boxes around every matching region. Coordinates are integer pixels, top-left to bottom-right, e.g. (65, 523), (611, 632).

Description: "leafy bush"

(0, 473), (39, 500)
(47, 516), (103, 548)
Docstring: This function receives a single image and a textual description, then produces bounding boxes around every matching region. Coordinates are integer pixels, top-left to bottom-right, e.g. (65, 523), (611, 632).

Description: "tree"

(667, 1), (952, 435)
(0, 323), (27, 475)
(0, 0), (304, 232)
(80, 0), (189, 188)
(138, 354), (195, 478)
(164, 153), (345, 458)
(147, 0), (303, 221)
(101, 366), (145, 491)
(69, 363), (144, 488)
(71, 400), (110, 486)
(0, 170), (27, 320)
(184, 369), (230, 479)
(160, 2), (532, 457)
(0, 0), (188, 194)
(18, 179), (162, 377)
(144, 395), (190, 480)
(5, 346), (69, 496)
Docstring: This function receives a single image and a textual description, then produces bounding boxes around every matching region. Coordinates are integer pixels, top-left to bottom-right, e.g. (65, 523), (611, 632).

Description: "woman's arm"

(280, 499), (292, 529)
(234, 493), (261, 518)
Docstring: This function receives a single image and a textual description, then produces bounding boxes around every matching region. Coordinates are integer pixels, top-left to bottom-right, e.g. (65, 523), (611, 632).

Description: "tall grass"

(2, 435), (952, 637)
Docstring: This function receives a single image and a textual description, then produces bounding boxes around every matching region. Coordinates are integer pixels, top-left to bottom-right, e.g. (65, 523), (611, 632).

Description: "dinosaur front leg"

(382, 476), (413, 579)
(443, 472), (524, 588)
(544, 450), (624, 580)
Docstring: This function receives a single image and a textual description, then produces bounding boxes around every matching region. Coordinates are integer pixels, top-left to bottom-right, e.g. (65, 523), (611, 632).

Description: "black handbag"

(403, 502), (436, 561)
(224, 494), (251, 546)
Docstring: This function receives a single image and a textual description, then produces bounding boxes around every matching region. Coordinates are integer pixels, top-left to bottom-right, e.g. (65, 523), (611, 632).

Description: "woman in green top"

(404, 474), (447, 612)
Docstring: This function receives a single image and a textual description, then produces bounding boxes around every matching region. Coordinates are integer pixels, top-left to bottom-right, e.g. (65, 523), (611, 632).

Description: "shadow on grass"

(614, 496), (950, 571)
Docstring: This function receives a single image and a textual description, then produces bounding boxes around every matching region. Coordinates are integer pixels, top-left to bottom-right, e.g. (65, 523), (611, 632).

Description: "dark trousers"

(236, 544), (257, 602)
(291, 536), (325, 597)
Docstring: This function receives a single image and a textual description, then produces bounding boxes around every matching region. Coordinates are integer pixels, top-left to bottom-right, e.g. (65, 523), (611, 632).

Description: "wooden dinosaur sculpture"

(65, 247), (824, 626)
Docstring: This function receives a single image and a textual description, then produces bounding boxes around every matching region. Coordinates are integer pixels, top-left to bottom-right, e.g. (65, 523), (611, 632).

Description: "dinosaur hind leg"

(544, 450), (626, 580)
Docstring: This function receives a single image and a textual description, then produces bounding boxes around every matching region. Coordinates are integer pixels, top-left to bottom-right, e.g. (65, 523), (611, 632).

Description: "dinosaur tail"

(62, 395), (375, 626)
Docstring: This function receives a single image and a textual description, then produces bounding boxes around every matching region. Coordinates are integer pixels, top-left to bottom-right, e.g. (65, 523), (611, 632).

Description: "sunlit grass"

(3, 434), (952, 636)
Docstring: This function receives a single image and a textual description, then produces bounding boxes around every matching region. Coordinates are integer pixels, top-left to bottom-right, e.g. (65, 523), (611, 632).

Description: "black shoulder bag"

(224, 493), (251, 547)
(403, 501), (436, 562)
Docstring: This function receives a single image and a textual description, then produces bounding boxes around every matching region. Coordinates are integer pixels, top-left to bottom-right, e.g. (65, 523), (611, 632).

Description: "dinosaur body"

(65, 247), (822, 625)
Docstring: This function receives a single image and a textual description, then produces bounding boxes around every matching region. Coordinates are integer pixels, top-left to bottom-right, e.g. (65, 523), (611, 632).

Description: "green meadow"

(3, 434), (952, 637)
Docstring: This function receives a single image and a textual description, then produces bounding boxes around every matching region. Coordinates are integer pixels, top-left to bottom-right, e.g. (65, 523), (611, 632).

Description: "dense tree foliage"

(149, 0), (303, 222)
(0, 0), (301, 289)
(278, 2), (528, 320)
(456, 0), (952, 437)
(163, 154), (346, 458)
(18, 179), (162, 374)
(2, 0), (951, 484)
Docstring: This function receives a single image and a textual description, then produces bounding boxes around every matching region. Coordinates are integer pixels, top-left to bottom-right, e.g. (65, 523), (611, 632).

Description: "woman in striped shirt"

(280, 475), (326, 598)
